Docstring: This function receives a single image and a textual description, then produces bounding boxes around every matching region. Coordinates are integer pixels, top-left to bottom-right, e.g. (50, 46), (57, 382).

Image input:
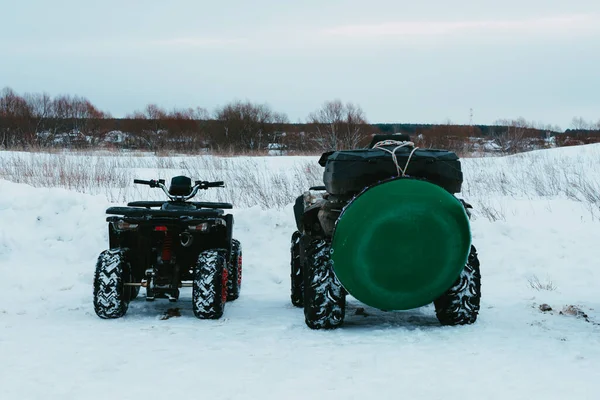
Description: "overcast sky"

(1, 0), (599, 128)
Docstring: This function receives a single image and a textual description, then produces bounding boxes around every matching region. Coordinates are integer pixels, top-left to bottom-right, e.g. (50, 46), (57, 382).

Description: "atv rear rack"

(127, 201), (233, 209)
(106, 207), (224, 218)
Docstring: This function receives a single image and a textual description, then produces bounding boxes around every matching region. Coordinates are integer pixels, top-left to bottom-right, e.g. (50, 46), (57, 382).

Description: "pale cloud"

(149, 37), (248, 48)
(0, 36), (248, 55)
(2, 1), (599, 127)
(8, 13), (598, 56)
(324, 14), (600, 37)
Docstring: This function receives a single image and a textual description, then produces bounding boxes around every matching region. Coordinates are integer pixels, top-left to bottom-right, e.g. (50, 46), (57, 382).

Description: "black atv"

(93, 175), (242, 320)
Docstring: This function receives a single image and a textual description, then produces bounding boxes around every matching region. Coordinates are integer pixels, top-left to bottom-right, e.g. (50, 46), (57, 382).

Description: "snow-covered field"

(1, 145), (599, 400)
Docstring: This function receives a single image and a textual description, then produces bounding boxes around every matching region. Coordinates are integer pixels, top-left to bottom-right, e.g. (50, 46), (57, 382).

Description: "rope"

(372, 140), (419, 177)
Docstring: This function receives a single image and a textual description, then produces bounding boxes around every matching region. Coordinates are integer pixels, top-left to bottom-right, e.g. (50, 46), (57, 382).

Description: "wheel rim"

(221, 267), (228, 304)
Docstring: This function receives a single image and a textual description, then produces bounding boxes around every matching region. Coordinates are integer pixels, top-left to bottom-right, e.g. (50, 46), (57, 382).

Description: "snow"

(1, 145), (600, 399)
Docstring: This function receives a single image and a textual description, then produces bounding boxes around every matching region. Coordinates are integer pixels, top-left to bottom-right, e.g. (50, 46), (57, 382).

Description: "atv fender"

(293, 194), (305, 232)
(303, 200), (326, 237)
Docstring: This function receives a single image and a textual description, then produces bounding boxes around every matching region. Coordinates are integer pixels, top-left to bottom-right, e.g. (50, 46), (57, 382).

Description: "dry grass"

(527, 275), (557, 291)
(179, 156), (323, 208)
(0, 150), (323, 207)
(462, 146), (600, 221)
(0, 152), (132, 201)
(1, 145), (599, 216)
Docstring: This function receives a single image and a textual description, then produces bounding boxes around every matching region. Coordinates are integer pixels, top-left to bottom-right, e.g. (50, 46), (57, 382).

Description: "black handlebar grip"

(134, 179), (151, 185)
(207, 181), (224, 187)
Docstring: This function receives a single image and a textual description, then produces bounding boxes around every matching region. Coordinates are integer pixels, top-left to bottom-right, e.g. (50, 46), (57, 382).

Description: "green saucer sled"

(331, 178), (472, 311)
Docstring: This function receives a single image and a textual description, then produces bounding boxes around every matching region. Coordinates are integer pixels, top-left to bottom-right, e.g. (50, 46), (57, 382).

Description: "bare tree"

(0, 87), (32, 147)
(493, 117), (540, 154)
(414, 123), (478, 155)
(125, 104), (170, 149)
(571, 116), (592, 130)
(165, 107), (211, 151)
(44, 94), (108, 146)
(24, 92), (53, 136)
(213, 100), (288, 151)
(307, 99), (369, 151)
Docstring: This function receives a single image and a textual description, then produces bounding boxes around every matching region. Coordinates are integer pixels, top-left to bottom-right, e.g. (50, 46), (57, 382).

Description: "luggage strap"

(372, 140), (420, 177)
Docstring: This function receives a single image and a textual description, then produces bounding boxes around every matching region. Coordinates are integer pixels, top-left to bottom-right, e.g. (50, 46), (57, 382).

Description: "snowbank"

(0, 145), (599, 399)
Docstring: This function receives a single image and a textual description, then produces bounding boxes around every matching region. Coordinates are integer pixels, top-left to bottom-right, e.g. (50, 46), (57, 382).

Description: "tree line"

(1, 86), (599, 154)
(0, 87), (374, 153)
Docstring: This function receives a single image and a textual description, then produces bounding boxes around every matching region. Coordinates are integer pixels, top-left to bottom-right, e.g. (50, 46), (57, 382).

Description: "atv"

(93, 176), (242, 320)
(290, 134), (481, 329)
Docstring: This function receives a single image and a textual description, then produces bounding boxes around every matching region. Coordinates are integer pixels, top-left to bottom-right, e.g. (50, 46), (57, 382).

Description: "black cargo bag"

(320, 146), (463, 195)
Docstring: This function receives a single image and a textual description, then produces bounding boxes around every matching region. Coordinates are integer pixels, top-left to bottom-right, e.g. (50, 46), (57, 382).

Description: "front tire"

(303, 238), (346, 329)
(93, 248), (131, 319)
(226, 239), (242, 301)
(434, 245), (481, 325)
(193, 249), (228, 319)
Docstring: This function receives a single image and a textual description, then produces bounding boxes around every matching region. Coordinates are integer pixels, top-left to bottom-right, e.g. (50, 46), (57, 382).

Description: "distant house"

(267, 142), (288, 156)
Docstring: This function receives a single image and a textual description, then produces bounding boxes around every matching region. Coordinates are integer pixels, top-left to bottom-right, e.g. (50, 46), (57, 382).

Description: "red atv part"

(221, 267), (228, 304)
(161, 232), (172, 261)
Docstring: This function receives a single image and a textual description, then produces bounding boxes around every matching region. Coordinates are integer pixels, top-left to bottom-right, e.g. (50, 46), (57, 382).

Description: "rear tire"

(193, 249), (228, 319)
(303, 238), (346, 329)
(93, 248), (130, 319)
(226, 239), (242, 301)
(434, 245), (481, 325)
(290, 231), (304, 307)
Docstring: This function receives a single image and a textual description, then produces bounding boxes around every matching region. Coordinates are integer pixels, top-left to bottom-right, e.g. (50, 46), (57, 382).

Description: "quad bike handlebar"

(134, 178), (224, 201)
(133, 179), (164, 187)
(200, 181), (224, 188)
